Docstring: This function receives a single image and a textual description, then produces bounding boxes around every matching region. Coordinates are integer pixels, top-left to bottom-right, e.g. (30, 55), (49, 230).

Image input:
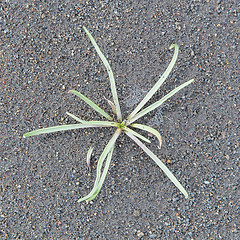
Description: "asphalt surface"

(1, 0), (239, 239)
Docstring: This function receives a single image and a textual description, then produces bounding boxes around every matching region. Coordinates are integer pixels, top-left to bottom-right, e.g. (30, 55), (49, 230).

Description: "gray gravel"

(1, 0), (239, 239)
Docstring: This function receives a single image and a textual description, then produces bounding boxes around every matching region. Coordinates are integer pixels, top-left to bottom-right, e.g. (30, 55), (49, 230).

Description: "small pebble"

(133, 209), (141, 217)
(137, 232), (144, 238)
(149, 233), (157, 238)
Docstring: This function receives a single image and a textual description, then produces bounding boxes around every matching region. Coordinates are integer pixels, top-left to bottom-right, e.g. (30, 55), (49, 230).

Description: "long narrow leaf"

(83, 27), (122, 121)
(23, 121), (117, 137)
(78, 129), (121, 202)
(69, 90), (113, 121)
(127, 44), (179, 120)
(127, 79), (194, 124)
(86, 145), (114, 201)
(66, 112), (87, 123)
(124, 127), (151, 144)
(131, 123), (162, 149)
(125, 131), (188, 199)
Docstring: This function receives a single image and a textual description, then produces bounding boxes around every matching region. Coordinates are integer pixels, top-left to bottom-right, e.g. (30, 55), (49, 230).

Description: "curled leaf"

(104, 96), (117, 115)
(130, 123), (163, 149)
(86, 146), (94, 170)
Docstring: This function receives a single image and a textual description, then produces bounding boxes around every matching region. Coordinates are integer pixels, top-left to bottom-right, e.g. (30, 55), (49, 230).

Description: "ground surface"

(1, 0), (239, 239)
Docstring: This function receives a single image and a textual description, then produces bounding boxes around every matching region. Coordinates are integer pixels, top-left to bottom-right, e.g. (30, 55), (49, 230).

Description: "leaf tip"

(169, 43), (178, 50)
(77, 197), (87, 203)
(158, 136), (163, 149)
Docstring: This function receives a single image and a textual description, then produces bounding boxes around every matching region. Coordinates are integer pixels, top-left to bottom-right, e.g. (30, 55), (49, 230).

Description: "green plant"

(23, 27), (194, 202)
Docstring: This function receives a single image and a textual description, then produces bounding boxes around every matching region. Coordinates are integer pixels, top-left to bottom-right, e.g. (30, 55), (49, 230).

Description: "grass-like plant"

(23, 27), (194, 202)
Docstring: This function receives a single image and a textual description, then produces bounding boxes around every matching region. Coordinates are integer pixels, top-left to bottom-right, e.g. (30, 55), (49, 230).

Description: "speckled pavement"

(1, 1), (239, 239)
